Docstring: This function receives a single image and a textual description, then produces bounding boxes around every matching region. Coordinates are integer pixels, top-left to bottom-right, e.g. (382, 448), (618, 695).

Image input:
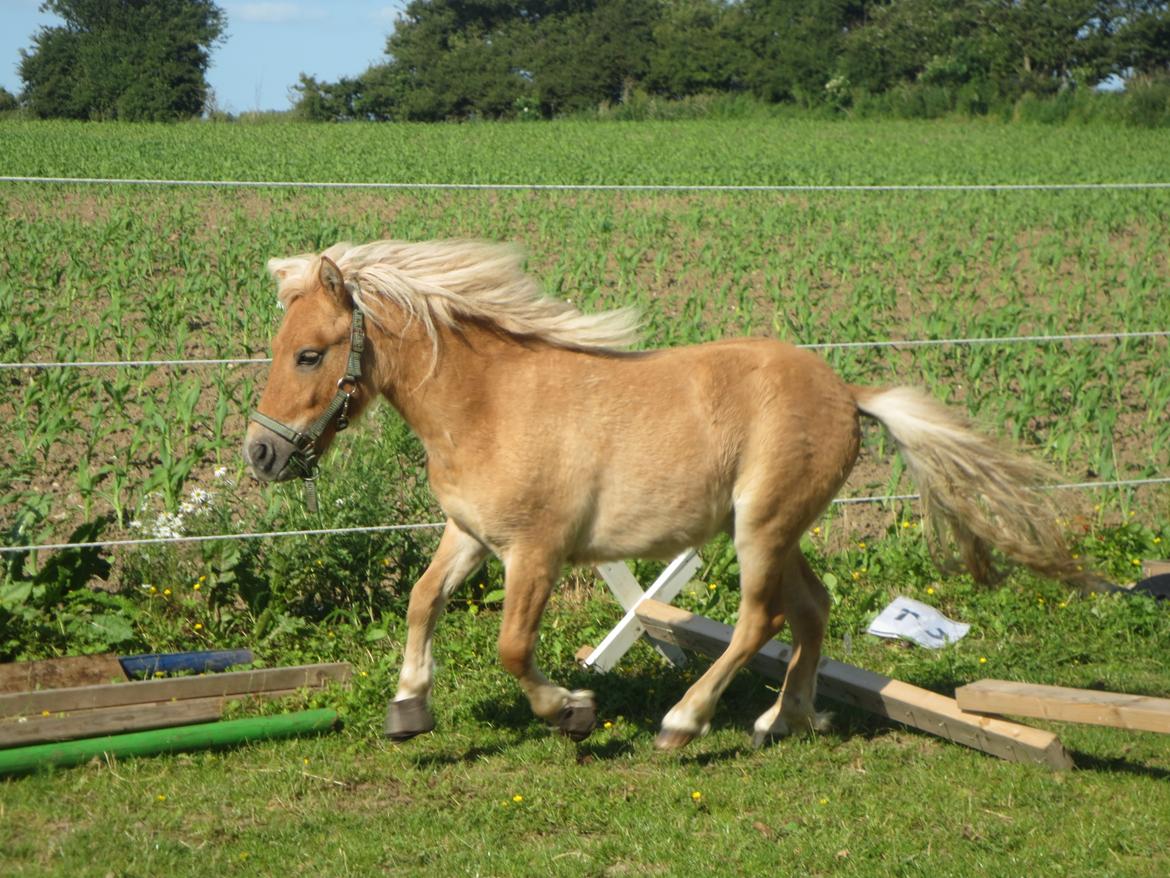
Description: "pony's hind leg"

(386, 519), (488, 740)
(498, 547), (596, 741)
(750, 552), (832, 746)
(655, 533), (792, 750)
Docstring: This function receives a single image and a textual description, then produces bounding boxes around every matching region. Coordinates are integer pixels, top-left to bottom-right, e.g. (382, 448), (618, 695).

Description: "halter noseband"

(249, 308), (365, 513)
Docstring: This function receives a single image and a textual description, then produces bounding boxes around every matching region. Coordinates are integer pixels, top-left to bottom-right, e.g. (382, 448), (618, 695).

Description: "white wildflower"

(152, 512), (185, 539)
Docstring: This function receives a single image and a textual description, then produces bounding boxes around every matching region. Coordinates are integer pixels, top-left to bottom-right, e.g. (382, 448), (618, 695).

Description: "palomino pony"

(244, 239), (1098, 749)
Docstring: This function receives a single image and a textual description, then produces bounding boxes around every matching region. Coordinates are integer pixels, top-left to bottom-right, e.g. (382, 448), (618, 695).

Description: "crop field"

(1, 118), (1169, 876)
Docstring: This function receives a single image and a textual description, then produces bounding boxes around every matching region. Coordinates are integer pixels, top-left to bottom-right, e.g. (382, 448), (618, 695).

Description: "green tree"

(1111, 1), (1170, 78)
(0, 87), (19, 113)
(287, 0), (1170, 119)
(841, 1), (1139, 102)
(375, 0), (534, 120)
(737, 0), (868, 104)
(840, 0), (990, 93)
(646, 0), (749, 97)
(526, 0), (662, 114)
(292, 0), (662, 120)
(291, 74), (364, 122)
(985, 0), (1118, 95)
(19, 0), (226, 121)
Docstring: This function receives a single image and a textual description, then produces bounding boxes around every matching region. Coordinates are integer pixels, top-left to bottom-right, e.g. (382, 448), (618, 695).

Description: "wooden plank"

(0, 689), (305, 748)
(0, 663), (351, 718)
(1141, 559), (1170, 579)
(0, 654), (127, 694)
(956, 680), (1170, 734)
(635, 599), (1072, 770)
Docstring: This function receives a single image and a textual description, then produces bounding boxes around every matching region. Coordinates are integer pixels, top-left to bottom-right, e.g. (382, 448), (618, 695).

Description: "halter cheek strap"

(250, 308), (365, 513)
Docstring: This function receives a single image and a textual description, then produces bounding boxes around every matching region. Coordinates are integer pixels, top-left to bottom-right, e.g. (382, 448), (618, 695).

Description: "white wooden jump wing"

(582, 550), (701, 672)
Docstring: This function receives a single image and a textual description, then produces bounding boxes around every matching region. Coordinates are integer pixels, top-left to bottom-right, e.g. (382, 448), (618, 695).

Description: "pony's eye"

(296, 349), (323, 367)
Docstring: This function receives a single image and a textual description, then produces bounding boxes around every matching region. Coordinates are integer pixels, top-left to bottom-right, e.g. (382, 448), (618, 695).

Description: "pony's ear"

(318, 256), (351, 306)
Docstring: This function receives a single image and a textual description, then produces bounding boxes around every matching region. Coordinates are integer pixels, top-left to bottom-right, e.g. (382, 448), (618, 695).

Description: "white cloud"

(230, 3), (327, 24)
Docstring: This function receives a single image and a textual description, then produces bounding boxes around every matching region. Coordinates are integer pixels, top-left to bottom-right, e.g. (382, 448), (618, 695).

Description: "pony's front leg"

(497, 548), (596, 741)
(385, 520), (488, 740)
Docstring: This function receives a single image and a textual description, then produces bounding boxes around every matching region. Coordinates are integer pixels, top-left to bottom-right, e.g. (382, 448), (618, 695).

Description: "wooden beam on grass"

(956, 680), (1170, 734)
(635, 599), (1073, 770)
(1141, 559), (1170, 579)
(0, 654), (127, 694)
(0, 689), (306, 748)
(0, 663), (351, 718)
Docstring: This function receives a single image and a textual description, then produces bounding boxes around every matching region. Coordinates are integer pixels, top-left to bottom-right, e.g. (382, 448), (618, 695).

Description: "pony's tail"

(851, 386), (1113, 593)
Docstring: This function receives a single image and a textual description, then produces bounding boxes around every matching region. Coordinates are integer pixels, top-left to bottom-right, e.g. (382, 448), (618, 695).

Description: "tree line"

(13, 0), (225, 121)
(295, 0), (1170, 121)
(5, 0), (1169, 123)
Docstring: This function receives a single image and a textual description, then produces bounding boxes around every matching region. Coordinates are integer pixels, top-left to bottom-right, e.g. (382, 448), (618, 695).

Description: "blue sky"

(0, 1), (405, 113)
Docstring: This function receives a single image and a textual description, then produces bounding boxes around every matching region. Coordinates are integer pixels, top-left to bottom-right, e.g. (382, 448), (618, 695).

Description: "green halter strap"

(250, 308), (365, 513)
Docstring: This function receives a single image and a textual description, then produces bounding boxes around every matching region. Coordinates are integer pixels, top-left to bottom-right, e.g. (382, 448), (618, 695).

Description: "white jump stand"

(579, 549), (702, 672)
(578, 548), (1074, 769)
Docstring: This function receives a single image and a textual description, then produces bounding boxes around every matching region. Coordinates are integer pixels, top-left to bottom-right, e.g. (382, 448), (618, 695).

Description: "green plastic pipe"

(0, 708), (339, 777)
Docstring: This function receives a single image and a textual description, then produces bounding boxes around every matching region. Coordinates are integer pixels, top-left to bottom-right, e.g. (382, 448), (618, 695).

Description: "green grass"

(2, 580), (1169, 877)
(3, 117), (1170, 184)
(0, 117), (1168, 875)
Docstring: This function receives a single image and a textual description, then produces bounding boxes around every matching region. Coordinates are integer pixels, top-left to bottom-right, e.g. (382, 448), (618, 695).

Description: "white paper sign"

(866, 596), (970, 649)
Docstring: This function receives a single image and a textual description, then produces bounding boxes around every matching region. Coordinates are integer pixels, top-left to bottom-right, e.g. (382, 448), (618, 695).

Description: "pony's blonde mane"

(268, 239), (641, 355)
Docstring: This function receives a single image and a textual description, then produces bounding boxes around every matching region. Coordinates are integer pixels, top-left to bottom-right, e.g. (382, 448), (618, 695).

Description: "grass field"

(1, 118), (1168, 876)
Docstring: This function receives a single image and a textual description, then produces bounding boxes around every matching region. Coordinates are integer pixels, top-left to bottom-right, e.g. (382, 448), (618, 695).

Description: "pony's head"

(244, 253), (371, 483)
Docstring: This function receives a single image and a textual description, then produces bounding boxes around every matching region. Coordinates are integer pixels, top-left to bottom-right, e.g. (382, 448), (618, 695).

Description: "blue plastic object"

(119, 648), (254, 679)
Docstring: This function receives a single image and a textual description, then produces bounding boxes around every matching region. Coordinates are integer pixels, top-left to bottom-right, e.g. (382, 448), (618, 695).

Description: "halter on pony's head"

(248, 260), (366, 513)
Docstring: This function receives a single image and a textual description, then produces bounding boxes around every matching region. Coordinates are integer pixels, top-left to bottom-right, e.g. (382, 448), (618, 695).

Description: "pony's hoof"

(384, 696), (435, 741)
(555, 691), (596, 742)
(750, 728), (780, 749)
(751, 711), (832, 747)
(653, 729), (697, 750)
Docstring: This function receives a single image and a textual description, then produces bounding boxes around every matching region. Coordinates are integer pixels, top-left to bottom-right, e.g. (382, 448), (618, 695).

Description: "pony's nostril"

(249, 438), (274, 472)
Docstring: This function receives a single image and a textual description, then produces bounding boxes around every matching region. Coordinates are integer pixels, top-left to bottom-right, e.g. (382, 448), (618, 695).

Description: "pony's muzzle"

(243, 424), (299, 482)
